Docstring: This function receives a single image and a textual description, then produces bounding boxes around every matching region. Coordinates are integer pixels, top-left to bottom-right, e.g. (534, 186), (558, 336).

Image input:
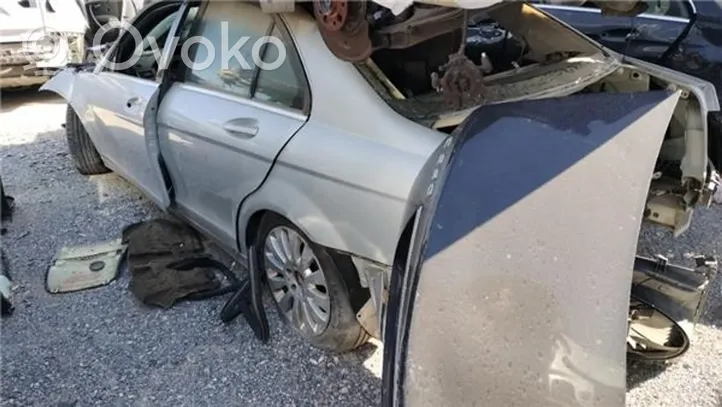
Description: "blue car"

(533, 0), (722, 168)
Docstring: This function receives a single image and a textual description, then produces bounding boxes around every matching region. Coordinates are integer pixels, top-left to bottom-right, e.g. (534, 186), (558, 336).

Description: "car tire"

(65, 105), (109, 175)
(256, 213), (368, 352)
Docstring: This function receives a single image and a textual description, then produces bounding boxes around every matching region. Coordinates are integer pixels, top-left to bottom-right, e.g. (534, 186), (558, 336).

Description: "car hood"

(385, 90), (682, 407)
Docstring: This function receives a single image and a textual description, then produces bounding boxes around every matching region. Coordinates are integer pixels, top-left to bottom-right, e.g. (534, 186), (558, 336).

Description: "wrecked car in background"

(39, 0), (719, 402)
(533, 0), (722, 171)
(0, 0), (85, 89)
(75, 0), (146, 57)
(0, 0), (143, 89)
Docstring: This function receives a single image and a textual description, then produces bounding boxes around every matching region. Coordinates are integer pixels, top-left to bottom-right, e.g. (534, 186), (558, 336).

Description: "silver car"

(42, 0), (719, 364)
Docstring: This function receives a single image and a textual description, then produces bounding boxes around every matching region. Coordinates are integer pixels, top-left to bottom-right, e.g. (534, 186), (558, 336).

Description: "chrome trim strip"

(537, 4), (690, 24)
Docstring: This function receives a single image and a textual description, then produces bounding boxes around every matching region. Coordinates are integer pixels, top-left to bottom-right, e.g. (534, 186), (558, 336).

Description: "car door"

(54, 1), (190, 207)
(535, 0), (695, 63)
(156, 2), (309, 247)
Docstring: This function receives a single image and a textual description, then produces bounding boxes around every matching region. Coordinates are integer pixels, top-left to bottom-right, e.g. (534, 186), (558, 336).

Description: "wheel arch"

(243, 208), (370, 313)
(244, 209), (269, 249)
(235, 164), (407, 266)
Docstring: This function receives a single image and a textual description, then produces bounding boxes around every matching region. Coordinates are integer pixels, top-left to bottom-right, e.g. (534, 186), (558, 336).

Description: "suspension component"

(313, 0), (372, 62)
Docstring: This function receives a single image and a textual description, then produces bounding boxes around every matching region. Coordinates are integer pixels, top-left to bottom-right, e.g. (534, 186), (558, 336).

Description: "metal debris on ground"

(45, 239), (127, 294)
(1, 251), (13, 317)
(1, 175), (15, 235)
(714, 186), (722, 204)
(1, 175), (15, 315)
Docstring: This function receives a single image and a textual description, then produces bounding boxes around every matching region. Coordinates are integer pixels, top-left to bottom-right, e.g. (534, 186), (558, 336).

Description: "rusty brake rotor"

(313, 0), (372, 62)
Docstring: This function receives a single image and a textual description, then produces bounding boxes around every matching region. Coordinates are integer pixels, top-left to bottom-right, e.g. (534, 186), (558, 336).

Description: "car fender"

(39, 68), (99, 141)
(237, 164), (408, 265)
(237, 173), (346, 250)
(383, 90), (682, 407)
(38, 67), (98, 120)
(39, 69), (78, 101)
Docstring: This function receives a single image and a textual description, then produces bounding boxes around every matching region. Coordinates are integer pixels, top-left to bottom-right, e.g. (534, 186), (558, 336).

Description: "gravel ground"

(1, 89), (721, 406)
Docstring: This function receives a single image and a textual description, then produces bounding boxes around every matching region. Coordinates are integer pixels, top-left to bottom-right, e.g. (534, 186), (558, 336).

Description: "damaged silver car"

(40, 0), (719, 393)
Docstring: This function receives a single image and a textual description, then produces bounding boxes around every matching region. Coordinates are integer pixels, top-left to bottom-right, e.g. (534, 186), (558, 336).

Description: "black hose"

(166, 254), (270, 342)
(166, 256), (243, 300)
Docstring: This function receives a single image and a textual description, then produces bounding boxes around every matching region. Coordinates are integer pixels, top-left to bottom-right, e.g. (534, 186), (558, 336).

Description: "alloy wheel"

(263, 226), (331, 336)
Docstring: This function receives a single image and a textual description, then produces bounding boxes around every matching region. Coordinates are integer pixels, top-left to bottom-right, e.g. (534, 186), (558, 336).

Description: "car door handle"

(126, 96), (142, 109)
(223, 118), (259, 138)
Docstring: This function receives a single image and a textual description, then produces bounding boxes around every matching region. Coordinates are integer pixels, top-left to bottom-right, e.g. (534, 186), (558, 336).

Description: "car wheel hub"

(264, 226), (331, 336)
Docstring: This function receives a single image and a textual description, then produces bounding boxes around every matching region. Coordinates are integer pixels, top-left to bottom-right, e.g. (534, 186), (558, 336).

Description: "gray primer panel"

(401, 91), (681, 407)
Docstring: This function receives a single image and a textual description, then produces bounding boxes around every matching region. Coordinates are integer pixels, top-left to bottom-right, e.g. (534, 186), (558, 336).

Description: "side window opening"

(252, 23), (308, 111)
(180, 3), (308, 112)
(184, 1), (273, 98)
(643, 0), (689, 18)
(107, 4), (199, 80)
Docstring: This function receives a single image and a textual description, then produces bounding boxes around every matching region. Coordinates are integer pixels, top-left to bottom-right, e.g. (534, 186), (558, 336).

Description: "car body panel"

(383, 90), (681, 407)
(93, 73), (167, 202)
(527, 1), (719, 189)
(236, 12), (445, 264)
(40, 70), (115, 161)
(41, 68), (167, 206)
(40, 0), (190, 208)
(143, 0), (196, 210)
(624, 56), (718, 185)
(158, 82), (308, 248)
(38, 67), (75, 99)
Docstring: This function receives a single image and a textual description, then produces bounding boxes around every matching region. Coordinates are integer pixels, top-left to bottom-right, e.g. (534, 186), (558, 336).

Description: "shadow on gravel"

(1, 86), (63, 113)
(627, 361), (667, 390)
(699, 269), (722, 328)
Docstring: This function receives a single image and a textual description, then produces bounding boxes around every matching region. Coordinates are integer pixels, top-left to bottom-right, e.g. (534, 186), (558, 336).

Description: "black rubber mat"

(121, 218), (269, 342)
(122, 219), (219, 308)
